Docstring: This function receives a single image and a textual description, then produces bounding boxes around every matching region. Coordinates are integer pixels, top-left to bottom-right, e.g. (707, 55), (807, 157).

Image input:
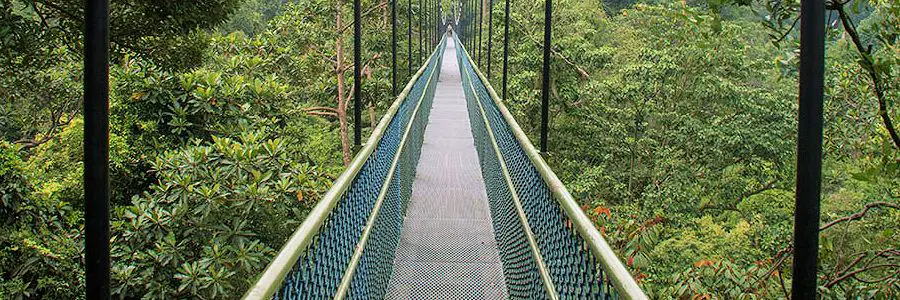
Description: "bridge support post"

(539, 0), (551, 153)
(792, 0), (825, 299)
(418, 0), (423, 65)
(487, 0), (493, 78)
(501, 0), (509, 101)
(392, 0), (398, 96)
(84, 0), (110, 298)
(354, 0), (362, 147)
(476, 0), (482, 65)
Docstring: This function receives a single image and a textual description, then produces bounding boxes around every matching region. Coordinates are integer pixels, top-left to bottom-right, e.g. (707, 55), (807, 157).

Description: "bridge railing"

(243, 36), (447, 300)
(453, 33), (648, 300)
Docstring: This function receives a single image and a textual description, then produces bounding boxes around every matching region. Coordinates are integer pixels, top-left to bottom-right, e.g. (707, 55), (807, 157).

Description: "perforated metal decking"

(385, 38), (509, 299)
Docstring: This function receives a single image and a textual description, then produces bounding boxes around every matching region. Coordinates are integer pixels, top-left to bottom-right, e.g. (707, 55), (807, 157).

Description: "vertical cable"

(354, 0), (362, 146)
(434, 0), (437, 44)
(487, 0), (493, 78)
(476, 0), (482, 64)
(424, 0), (428, 51)
(469, 0), (475, 49)
(502, 0), (509, 101)
(471, 0), (475, 50)
(433, 0), (438, 45)
(418, 0), (423, 65)
(792, 0), (825, 298)
(408, 0), (413, 77)
(392, 0), (397, 96)
(539, 0), (551, 153)
(84, 0), (110, 298)
(467, 0), (472, 48)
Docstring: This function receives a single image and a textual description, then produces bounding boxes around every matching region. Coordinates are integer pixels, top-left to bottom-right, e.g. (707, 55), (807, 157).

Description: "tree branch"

(832, 4), (900, 149)
(824, 263), (900, 288)
(820, 201), (900, 231)
(303, 106), (339, 113)
(511, 19), (591, 80)
(774, 14), (800, 44)
(306, 111), (338, 117)
(338, 0), (390, 34)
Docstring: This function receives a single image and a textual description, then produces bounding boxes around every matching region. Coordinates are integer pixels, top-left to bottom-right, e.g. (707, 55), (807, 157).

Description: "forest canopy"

(1, 0), (898, 298)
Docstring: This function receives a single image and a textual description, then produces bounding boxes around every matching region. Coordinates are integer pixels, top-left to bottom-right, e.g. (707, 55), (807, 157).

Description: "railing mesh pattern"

(274, 39), (444, 300)
(454, 34), (620, 299)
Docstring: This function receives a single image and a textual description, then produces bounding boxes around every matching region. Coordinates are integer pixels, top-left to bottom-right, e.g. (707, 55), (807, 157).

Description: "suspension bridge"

(79, 0), (831, 298)
(240, 32), (646, 299)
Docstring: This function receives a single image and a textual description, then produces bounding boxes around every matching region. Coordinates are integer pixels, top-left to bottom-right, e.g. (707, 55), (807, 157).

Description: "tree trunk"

(369, 103), (376, 130)
(338, 109), (352, 165)
(336, 0), (352, 166)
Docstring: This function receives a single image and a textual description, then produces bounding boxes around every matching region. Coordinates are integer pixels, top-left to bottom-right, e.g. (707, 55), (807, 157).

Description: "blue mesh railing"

(243, 36), (446, 300)
(453, 33), (648, 300)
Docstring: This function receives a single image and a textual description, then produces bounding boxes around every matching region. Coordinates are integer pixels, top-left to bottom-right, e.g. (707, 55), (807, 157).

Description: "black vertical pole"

(408, 0), (413, 77)
(486, 0), (493, 78)
(434, 0), (438, 44)
(84, 0), (110, 298)
(539, 0), (551, 153)
(472, 0), (476, 58)
(792, 0), (825, 298)
(354, 0), (362, 146)
(477, 0), (482, 65)
(461, 0), (472, 48)
(434, 0), (437, 45)
(433, 0), (437, 44)
(392, 0), (398, 96)
(501, 0), (509, 101)
(434, 0), (438, 42)
(419, 0), (424, 64)
(466, 0), (471, 48)
(424, 0), (428, 52)
(431, 0), (441, 46)
(467, 0), (471, 48)
(472, 0), (476, 51)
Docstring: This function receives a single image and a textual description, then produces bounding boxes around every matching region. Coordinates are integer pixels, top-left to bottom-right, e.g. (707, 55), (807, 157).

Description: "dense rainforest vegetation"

(1, 0), (897, 298)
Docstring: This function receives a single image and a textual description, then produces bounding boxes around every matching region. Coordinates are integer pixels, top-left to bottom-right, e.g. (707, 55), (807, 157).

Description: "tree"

(735, 0), (900, 150)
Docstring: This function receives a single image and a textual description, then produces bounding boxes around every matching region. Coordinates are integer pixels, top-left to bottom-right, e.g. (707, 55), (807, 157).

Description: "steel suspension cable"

(471, 0), (476, 50)
(501, 0), (509, 101)
(472, 0), (477, 62)
(408, 0), (413, 77)
(486, 0), (493, 78)
(424, 0), (428, 52)
(354, 0), (362, 147)
(467, 0), (472, 49)
(392, 0), (398, 96)
(476, 0), (482, 65)
(418, 0), (423, 65)
(539, 0), (550, 153)
(434, 0), (438, 44)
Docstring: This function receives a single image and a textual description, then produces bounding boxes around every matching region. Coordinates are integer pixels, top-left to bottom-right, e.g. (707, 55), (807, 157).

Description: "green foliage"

(110, 131), (331, 298)
(0, 141), (84, 299)
(473, 0), (899, 297)
(1, 0), (242, 70)
(219, 0), (288, 36)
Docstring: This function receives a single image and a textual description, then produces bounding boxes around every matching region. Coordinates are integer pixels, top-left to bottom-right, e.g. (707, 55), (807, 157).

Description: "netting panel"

(347, 39), (444, 300)
(455, 34), (620, 300)
(274, 41), (444, 300)
(455, 39), (547, 300)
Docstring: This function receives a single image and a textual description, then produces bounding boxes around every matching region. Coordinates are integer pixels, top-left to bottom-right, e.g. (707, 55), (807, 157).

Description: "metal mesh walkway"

(385, 38), (509, 299)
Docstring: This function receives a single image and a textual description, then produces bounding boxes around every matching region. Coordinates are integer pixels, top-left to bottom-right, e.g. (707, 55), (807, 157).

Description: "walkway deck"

(385, 39), (509, 299)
